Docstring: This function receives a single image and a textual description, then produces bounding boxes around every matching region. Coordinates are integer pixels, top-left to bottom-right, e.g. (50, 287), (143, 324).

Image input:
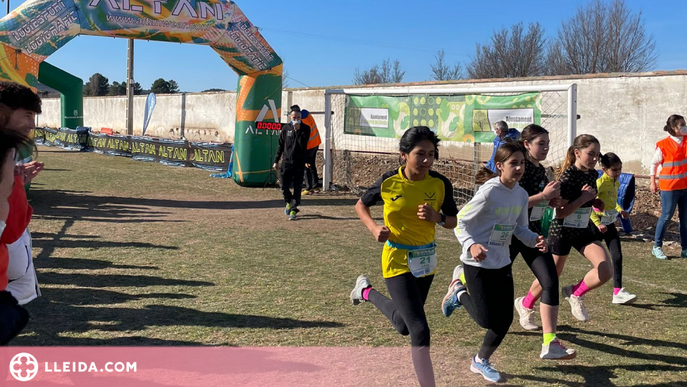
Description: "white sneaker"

(540, 339), (577, 360)
(514, 296), (539, 330)
(612, 288), (637, 304)
(350, 275), (371, 305)
(562, 285), (589, 321)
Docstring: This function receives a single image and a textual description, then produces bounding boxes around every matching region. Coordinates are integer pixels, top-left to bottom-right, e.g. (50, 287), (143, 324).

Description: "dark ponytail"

(664, 114), (685, 136)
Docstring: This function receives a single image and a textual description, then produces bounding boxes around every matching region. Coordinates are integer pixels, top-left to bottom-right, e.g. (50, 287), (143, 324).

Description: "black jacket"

(274, 123), (310, 168)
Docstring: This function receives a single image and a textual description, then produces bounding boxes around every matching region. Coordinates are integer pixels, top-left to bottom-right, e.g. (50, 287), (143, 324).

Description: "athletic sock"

(543, 333), (557, 346)
(613, 287), (621, 295)
(362, 287), (372, 301)
(572, 279), (590, 297)
(522, 291), (537, 309)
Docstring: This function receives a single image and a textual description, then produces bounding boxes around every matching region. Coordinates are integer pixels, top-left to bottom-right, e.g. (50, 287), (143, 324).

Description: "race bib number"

(488, 224), (515, 248)
(599, 209), (618, 226)
(530, 202), (549, 221)
(407, 247), (437, 278)
(563, 207), (591, 228)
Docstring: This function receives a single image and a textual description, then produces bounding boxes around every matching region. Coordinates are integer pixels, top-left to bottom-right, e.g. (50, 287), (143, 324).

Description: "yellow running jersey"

(361, 166), (458, 278)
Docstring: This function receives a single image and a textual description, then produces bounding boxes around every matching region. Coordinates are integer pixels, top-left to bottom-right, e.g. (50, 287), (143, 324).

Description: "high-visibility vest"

(301, 110), (321, 150)
(657, 136), (687, 191)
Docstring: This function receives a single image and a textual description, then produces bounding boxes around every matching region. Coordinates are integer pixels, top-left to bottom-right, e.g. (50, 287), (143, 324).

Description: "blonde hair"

(558, 134), (599, 179)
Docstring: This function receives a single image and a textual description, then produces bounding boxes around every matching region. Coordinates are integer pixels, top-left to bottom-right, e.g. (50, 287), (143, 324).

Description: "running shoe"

(562, 285), (589, 321)
(514, 296), (538, 330)
(470, 356), (500, 382)
(284, 203), (291, 215)
(540, 339), (577, 360)
(652, 246), (668, 260)
(350, 275), (371, 305)
(441, 265), (466, 317)
(612, 288), (637, 304)
(288, 210), (297, 221)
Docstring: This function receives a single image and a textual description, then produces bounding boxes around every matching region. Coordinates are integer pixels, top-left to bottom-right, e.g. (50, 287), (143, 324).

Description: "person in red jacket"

(0, 82), (43, 305)
(0, 127), (33, 345)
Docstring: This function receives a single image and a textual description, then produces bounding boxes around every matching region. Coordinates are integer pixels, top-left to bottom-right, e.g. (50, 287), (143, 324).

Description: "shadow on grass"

(661, 292), (687, 307)
(556, 325), (687, 364)
(511, 363), (687, 387)
(37, 256), (159, 271)
(18, 297), (344, 346)
(29, 188), (359, 213)
(38, 272), (213, 288)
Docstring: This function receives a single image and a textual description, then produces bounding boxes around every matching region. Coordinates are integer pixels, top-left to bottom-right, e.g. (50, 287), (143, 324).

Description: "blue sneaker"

(652, 246), (668, 260)
(284, 203), (291, 215)
(470, 356), (501, 382)
(681, 249), (687, 258)
(441, 265), (466, 317)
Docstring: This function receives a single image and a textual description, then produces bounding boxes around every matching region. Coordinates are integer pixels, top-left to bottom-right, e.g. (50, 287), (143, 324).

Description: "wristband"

(437, 213), (446, 226)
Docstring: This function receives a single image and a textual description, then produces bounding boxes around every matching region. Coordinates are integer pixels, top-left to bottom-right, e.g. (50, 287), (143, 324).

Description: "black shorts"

(548, 229), (600, 256)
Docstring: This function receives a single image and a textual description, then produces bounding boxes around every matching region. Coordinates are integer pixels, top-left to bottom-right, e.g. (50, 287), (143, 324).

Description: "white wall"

(38, 71), (687, 174)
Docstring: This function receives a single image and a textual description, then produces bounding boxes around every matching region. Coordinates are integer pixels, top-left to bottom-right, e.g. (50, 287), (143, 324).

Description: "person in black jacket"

(273, 109), (310, 220)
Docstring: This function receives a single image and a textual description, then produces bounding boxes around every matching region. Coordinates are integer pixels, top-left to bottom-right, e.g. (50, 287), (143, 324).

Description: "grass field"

(14, 147), (687, 386)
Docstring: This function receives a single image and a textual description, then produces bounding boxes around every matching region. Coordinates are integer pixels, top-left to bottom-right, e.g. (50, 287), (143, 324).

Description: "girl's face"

(604, 163), (622, 180)
(524, 133), (550, 161)
(402, 140), (436, 175)
(574, 142), (600, 170)
(497, 151), (525, 184)
(0, 149), (16, 199)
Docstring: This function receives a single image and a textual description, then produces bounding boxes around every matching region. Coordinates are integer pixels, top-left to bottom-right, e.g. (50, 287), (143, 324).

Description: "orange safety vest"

(657, 137), (687, 191)
(301, 110), (321, 150)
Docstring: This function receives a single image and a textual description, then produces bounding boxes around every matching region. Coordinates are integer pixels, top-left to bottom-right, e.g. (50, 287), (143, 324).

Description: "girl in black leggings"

(350, 127), (458, 387)
(510, 125), (576, 359)
(441, 142), (548, 383)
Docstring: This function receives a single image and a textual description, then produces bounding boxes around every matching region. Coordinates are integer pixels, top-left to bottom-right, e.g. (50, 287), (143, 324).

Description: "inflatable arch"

(0, 0), (283, 186)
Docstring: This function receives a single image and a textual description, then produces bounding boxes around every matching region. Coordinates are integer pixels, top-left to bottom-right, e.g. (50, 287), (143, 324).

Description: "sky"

(8, 0), (687, 92)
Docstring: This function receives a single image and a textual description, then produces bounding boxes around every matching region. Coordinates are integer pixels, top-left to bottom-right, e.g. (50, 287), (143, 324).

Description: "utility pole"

(126, 39), (134, 135)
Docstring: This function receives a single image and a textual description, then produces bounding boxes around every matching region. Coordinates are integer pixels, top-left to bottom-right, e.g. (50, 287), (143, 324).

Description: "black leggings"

(593, 223), (623, 289)
(280, 166), (304, 208)
(509, 237), (559, 306)
(368, 272), (434, 387)
(459, 265), (513, 360)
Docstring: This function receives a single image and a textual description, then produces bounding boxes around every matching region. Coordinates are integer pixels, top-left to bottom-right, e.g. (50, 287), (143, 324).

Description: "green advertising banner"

(344, 93), (541, 143)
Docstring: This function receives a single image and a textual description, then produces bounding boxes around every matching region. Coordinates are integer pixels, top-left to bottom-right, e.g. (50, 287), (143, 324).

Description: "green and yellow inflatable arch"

(0, 0), (282, 186)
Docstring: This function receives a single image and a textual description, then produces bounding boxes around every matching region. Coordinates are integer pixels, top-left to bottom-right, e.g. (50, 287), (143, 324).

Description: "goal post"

(323, 84), (577, 205)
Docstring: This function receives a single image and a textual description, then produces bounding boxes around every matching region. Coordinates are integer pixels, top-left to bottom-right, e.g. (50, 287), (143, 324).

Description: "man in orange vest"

(291, 105), (321, 194)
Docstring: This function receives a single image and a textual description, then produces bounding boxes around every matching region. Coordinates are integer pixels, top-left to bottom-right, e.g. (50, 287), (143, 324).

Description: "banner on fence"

(34, 127), (231, 172)
(344, 93), (541, 143)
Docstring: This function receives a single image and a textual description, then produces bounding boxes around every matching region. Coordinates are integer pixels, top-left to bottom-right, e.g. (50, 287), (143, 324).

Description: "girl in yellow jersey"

(350, 126), (458, 387)
(592, 152), (636, 304)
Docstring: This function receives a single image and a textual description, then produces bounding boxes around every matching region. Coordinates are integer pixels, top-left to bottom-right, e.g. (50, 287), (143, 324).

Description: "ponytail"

(558, 134), (600, 179)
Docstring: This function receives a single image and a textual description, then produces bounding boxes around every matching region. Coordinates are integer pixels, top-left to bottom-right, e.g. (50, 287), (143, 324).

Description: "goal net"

(323, 84), (577, 207)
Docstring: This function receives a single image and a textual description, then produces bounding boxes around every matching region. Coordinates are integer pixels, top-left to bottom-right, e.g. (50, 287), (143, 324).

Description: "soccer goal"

(322, 84), (577, 206)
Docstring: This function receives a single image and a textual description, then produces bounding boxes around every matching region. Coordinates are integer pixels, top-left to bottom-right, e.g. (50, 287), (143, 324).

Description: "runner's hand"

(597, 224), (607, 233)
(535, 236), (548, 252)
(580, 184), (597, 201)
(20, 161), (44, 183)
(373, 225), (390, 243)
(542, 181), (560, 200)
(417, 203), (439, 223)
(469, 244), (488, 262)
(620, 210), (629, 219)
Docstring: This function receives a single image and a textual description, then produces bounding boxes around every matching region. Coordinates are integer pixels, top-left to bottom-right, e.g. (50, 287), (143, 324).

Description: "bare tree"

(353, 58), (405, 84)
(467, 22), (547, 79)
(430, 50), (463, 81)
(551, 0), (657, 74)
